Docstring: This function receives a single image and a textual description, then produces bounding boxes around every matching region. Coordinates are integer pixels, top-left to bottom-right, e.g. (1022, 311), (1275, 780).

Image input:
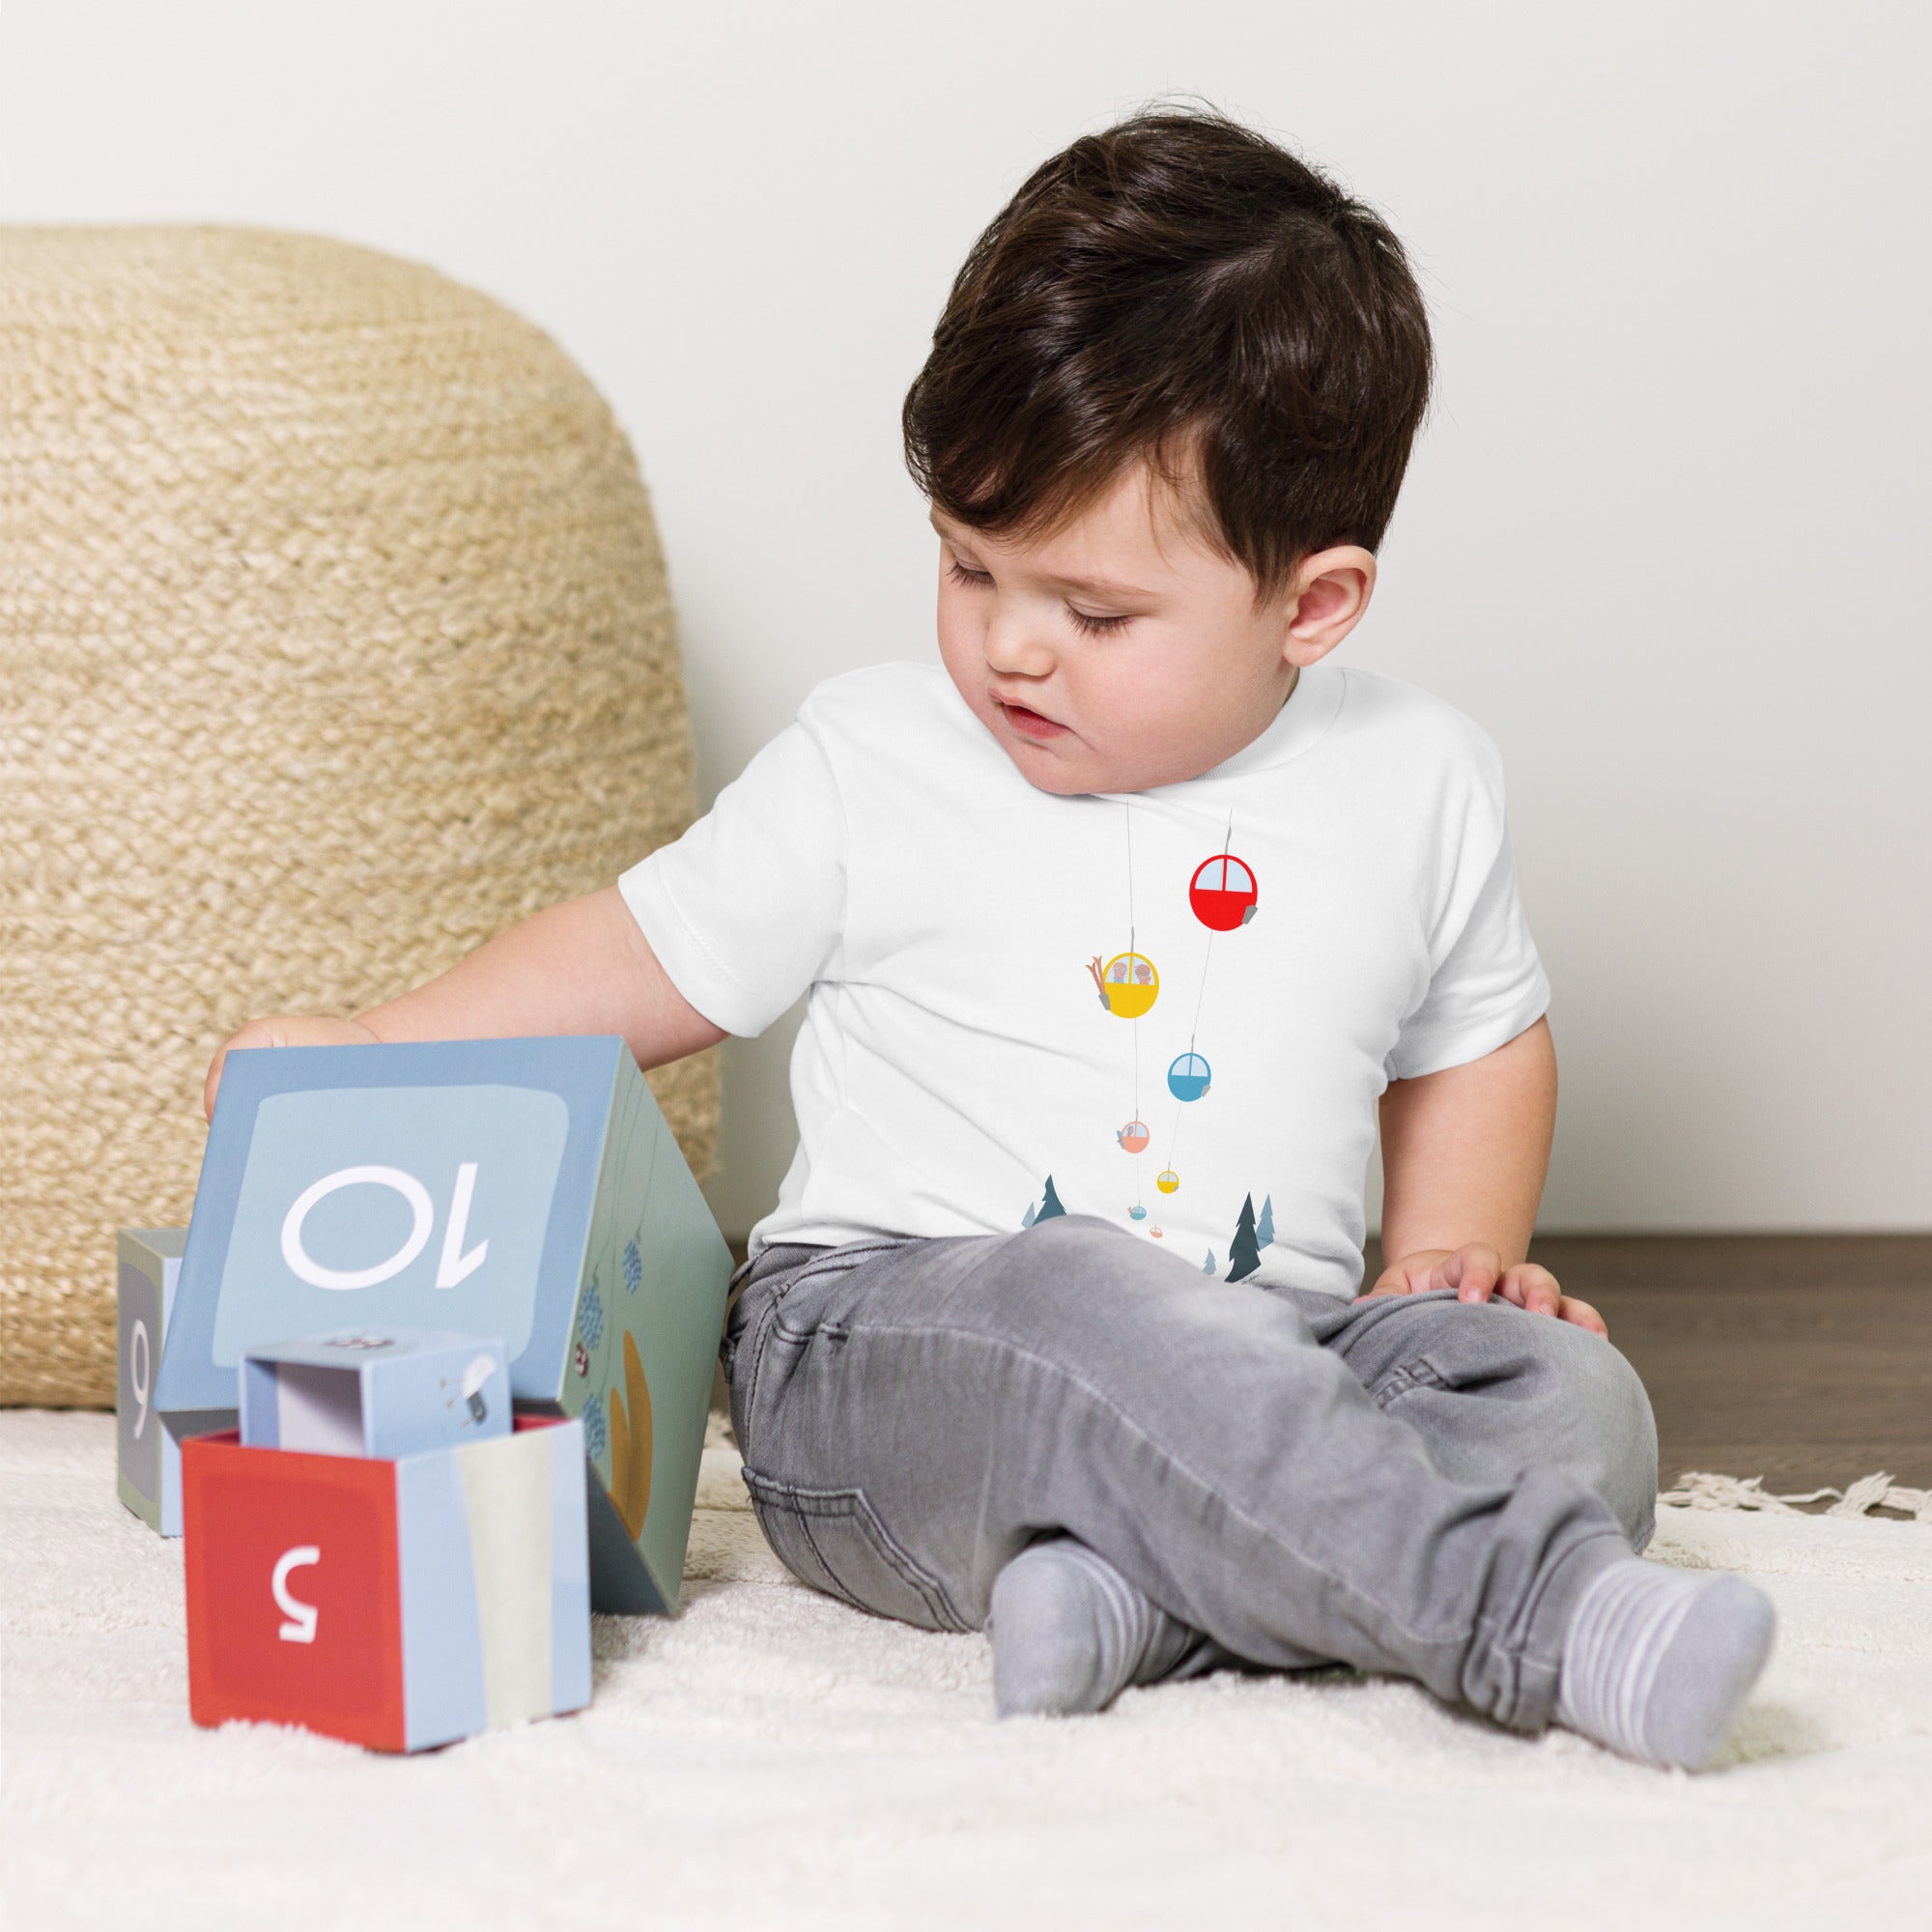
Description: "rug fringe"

(1660, 1470), (1932, 1522)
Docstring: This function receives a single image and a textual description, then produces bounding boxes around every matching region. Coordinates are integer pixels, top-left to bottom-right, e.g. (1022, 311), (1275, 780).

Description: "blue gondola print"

(1167, 1053), (1211, 1101)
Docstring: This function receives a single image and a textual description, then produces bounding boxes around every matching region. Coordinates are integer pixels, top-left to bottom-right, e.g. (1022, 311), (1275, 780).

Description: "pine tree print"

(1257, 1196), (1275, 1248)
(1021, 1201), (1038, 1230)
(1203, 1250), (1217, 1275)
(1226, 1194), (1262, 1282)
(1036, 1177), (1066, 1221)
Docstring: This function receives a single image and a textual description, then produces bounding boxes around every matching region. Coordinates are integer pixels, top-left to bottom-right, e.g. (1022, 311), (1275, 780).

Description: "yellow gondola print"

(1156, 1169), (1179, 1194)
(1087, 952), (1157, 1019)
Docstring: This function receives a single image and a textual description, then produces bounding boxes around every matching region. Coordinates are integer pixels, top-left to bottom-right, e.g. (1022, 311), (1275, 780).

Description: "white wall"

(7, 1), (1927, 1236)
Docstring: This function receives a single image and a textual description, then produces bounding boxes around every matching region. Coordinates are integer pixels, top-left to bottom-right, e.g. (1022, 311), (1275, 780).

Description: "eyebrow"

(930, 514), (1160, 604)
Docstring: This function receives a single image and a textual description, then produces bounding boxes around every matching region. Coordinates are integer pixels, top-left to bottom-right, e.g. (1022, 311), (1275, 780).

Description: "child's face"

(932, 463), (1375, 795)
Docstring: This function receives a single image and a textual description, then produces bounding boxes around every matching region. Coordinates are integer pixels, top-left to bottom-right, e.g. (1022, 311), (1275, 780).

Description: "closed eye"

(1068, 606), (1133, 636)
(948, 559), (992, 589)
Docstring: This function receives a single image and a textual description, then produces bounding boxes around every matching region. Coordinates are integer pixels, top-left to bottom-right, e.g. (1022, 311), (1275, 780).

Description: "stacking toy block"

(156, 1037), (731, 1612)
(117, 1229), (219, 1536)
(241, 1331), (510, 1459)
(184, 1415), (590, 1751)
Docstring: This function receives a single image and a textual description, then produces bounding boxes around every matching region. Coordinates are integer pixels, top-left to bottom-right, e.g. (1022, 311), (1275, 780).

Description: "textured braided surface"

(0, 227), (719, 1406)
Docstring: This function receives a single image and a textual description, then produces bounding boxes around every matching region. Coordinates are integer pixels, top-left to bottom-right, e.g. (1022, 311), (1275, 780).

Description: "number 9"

(128, 1318), (151, 1441)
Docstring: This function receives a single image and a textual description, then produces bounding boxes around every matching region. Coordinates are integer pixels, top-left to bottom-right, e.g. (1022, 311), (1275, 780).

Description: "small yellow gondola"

(1097, 952), (1158, 1019)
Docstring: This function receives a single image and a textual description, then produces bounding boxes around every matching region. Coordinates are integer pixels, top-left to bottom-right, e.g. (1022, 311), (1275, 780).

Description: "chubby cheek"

(1073, 658), (1208, 771)
(934, 598), (1000, 733)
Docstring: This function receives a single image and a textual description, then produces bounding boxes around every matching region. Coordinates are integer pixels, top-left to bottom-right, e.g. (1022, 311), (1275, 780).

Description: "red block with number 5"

(183, 1418), (589, 1752)
(183, 1434), (406, 1749)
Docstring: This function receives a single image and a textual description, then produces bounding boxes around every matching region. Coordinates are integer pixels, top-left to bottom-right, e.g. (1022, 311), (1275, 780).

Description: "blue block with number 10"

(154, 1037), (732, 1614)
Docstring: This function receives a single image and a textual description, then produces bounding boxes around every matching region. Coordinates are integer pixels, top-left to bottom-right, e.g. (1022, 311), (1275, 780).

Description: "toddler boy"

(210, 111), (1774, 1766)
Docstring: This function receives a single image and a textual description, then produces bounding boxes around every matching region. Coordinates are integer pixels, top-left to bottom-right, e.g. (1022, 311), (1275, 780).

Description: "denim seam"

(1467, 1524), (1625, 1728)
(740, 1259), (853, 1427)
(738, 1470), (866, 1612)
(1370, 1357), (1446, 1410)
(737, 1242), (916, 1437)
(743, 1471), (969, 1632)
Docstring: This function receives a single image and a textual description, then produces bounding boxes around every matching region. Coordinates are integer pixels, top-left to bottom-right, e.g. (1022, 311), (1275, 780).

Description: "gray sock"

(1555, 1558), (1776, 1770)
(987, 1538), (1198, 1718)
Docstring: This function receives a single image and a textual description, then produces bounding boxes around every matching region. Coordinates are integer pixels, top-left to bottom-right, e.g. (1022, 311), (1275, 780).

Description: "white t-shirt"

(620, 662), (1548, 1300)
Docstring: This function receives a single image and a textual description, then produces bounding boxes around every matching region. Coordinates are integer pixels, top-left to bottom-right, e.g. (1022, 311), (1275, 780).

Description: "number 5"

(273, 1546), (322, 1643)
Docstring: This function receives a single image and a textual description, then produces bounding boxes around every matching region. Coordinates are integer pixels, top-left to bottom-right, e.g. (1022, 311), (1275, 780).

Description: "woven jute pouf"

(1, 227), (721, 1406)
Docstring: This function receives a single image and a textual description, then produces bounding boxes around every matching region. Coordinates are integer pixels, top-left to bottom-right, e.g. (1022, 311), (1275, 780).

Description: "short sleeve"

(1386, 819), (1550, 1083)
(618, 715), (846, 1037)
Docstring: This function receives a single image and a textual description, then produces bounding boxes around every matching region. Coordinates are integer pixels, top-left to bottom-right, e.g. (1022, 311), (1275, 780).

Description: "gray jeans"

(724, 1214), (1657, 1731)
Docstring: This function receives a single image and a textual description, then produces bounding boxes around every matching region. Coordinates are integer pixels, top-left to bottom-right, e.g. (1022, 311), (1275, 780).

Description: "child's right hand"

(204, 1015), (380, 1122)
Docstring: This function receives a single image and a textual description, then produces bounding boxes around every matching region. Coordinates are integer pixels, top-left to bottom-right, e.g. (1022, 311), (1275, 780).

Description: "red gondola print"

(1189, 853), (1259, 931)
(1117, 1119), (1151, 1153)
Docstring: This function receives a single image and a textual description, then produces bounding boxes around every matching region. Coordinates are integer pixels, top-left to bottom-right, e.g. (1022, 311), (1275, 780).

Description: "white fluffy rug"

(6, 1411), (1930, 1932)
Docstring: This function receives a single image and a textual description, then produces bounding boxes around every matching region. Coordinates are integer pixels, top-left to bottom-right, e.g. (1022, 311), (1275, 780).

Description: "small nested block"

(184, 1415), (590, 1752)
(240, 1330), (509, 1460)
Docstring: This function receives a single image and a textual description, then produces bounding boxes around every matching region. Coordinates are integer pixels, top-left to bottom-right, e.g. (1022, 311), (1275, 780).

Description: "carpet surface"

(5, 1410), (1929, 1931)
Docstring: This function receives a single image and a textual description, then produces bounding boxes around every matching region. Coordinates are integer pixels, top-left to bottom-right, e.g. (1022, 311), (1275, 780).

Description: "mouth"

(994, 697), (1069, 743)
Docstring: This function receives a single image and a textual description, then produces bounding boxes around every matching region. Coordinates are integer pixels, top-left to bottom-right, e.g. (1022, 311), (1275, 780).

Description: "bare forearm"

(205, 886), (724, 1120)
(358, 886), (725, 1070)
(1378, 1016), (1556, 1268)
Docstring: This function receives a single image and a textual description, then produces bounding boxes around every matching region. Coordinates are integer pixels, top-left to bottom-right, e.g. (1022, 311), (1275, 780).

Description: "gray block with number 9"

(116, 1229), (196, 1533)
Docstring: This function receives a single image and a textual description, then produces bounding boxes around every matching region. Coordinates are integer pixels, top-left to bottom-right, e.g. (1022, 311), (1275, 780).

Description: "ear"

(1277, 545), (1377, 669)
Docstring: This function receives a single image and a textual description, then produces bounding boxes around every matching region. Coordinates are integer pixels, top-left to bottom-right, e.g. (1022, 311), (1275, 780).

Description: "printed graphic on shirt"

(1189, 853), (1261, 930)
(1087, 952), (1158, 1017)
(1019, 1176), (1068, 1230)
(1037, 803), (1279, 1278)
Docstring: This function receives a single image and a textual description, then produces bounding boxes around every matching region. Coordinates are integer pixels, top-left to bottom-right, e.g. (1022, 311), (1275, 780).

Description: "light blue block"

(396, 1417), (591, 1749)
(156, 1036), (733, 1611)
(240, 1330), (510, 1460)
(395, 1441), (491, 1749)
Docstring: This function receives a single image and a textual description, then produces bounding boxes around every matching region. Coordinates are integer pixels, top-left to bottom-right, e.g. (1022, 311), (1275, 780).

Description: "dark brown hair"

(903, 108), (1433, 596)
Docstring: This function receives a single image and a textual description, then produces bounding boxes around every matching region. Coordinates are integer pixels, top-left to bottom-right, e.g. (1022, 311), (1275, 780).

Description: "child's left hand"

(1360, 1244), (1607, 1336)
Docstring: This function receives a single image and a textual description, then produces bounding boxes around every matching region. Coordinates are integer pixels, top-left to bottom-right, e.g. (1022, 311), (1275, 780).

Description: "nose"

(982, 611), (1056, 679)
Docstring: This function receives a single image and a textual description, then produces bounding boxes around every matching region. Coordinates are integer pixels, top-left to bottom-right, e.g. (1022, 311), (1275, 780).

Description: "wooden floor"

(1373, 1236), (1932, 1492)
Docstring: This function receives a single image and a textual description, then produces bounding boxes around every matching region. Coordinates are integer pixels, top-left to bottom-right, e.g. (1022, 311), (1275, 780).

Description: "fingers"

(1359, 1245), (1449, 1300)
(1435, 1243), (1501, 1303)
(1558, 1294), (1608, 1337)
(1357, 1269), (1414, 1302)
(203, 1018), (277, 1122)
(1495, 1265), (1605, 1334)
(1497, 1264), (1563, 1319)
(1355, 1252), (1609, 1338)
(202, 1014), (379, 1121)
